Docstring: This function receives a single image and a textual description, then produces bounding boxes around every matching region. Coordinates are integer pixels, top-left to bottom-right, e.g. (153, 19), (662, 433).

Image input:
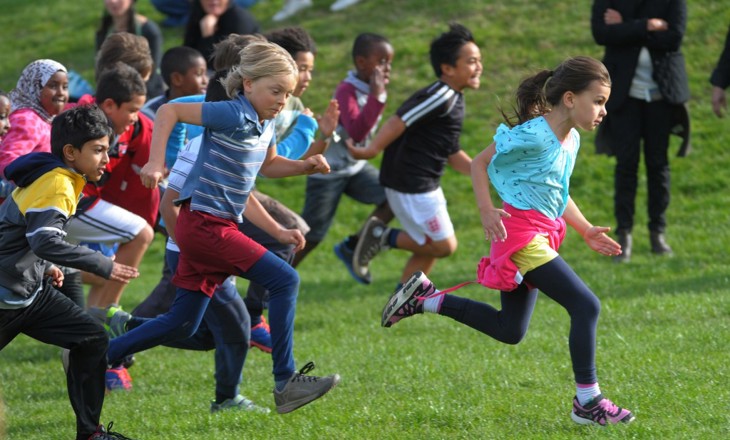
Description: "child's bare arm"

(471, 143), (510, 242)
(159, 187), (181, 243)
(141, 103), (203, 188)
(260, 146), (330, 178)
(243, 193), (306, 252)
(348, 115), (406, 159)
(448, 150), (473, 175)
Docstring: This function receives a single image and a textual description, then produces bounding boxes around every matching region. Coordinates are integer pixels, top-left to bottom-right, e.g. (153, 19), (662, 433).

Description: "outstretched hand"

(480, 207), (511, 242)
(317, 100), (340, 138)
(109, 262), (140, 284)
(583, 226), (622, 256)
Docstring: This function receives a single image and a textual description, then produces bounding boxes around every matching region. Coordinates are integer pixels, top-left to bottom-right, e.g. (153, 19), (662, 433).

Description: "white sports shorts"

(384, 186), (454, 246)
(66, 199), (147, 244)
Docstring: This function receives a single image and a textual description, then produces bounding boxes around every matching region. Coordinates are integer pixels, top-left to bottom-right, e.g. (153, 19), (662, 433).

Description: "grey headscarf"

(9, 59), (67, 123)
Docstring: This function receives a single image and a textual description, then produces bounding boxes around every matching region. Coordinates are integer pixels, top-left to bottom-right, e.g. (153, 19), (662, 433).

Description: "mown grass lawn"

(1, 1), (729, 438)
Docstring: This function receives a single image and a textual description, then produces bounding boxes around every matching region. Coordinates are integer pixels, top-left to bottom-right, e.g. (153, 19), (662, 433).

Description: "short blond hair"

(222, 41), (298, 98)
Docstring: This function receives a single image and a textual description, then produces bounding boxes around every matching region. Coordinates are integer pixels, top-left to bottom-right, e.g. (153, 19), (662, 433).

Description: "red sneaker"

(105, 366), (132, 392)
(250, 315), (272, 353)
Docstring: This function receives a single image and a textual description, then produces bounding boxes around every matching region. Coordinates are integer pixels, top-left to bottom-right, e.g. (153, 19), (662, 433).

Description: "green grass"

(1, 0), (730, 438)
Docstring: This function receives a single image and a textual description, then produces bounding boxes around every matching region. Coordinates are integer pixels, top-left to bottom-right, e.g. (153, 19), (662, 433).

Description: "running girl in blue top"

(382, 56), (635, 426)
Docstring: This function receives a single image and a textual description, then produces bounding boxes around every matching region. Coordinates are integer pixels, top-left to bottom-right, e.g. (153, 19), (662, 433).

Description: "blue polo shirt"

(178, 92), (276, 222)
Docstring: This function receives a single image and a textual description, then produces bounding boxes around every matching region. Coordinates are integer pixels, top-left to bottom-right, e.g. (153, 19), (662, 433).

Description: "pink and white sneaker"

(381, 272), (436, 327)
(571, 394), (635, 426)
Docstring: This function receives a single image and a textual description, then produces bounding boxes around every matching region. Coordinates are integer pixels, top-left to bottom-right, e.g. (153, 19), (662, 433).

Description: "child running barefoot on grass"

(382, 56), (635, 426)
(110, 41), (340, 414)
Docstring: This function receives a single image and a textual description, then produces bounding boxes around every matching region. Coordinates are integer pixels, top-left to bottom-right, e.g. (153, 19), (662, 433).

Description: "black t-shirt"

(380, 81), (464, 193)
(184, 5), (260, 63)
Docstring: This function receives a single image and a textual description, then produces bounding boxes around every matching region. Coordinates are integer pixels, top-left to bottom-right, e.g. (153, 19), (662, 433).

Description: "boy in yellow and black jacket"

(0, 105), (138, 440)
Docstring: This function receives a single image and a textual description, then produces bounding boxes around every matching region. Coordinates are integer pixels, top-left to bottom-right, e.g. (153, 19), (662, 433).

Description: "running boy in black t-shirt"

(348, 23), (482, 288)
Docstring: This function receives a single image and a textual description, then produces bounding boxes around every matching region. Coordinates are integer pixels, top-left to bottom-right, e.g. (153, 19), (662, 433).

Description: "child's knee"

(280, 265), (300, 289)
(575, 291), (601, 319)
(267, 264), (300, 299)
(135, 223), (155, 245)
(431, 237), (458, 258)
(585, 294), (601, 318)
(502, 327), (528, 345)
(73, 330), (109, 356)
(172, 320), (200, 340)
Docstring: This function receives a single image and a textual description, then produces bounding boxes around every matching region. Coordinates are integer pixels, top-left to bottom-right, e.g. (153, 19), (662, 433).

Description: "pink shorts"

(172, 204), (267, 297)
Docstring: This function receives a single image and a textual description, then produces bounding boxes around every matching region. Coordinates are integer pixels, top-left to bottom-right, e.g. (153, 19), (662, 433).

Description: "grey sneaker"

(353, 217), (389, 279)
(274, 362), (340, 414)
(210, 395), (271, 414)
(104, 305), (131, 339)
(381, 271), (434, 327)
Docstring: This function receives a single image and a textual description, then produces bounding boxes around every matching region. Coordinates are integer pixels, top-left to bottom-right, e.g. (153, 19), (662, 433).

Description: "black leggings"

(439, 256), (600, 384)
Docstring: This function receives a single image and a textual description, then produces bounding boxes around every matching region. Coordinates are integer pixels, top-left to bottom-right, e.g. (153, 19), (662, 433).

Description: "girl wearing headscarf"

(0, 59), (68, 180)
(0, 60), (86, 308)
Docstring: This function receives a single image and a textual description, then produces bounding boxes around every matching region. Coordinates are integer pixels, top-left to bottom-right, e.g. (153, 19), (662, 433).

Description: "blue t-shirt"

(487, 116), (579, 219)
(165, 95), (205, 167)
(178, 93), (275, 222)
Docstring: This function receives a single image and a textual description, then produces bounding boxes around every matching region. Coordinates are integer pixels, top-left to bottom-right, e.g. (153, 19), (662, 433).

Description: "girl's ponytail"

(502, 69), (552, 126)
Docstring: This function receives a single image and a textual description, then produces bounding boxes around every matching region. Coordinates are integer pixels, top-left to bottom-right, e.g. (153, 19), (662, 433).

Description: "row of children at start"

(0, 23), (636, 439)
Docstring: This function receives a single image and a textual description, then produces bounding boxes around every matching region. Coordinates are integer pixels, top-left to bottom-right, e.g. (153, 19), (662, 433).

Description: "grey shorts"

(301, 163), (386, 241)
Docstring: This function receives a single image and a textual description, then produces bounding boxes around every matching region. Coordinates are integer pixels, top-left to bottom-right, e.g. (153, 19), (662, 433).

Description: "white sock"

(576, 383), (601, 406)
(423, 293), (443, 313)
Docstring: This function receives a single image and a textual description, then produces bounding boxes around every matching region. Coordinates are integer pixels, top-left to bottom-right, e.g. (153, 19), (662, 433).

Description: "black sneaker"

(88, 422), (134, 439)
(273, 362), (340, 414)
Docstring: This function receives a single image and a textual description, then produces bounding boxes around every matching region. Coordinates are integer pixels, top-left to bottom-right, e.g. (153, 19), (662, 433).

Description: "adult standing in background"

(96, 0), (165, 99)
(152, 0), (260, 28)
(591, 0), (689, 263)
(183, 0), (260, 64)
(710, 24), (730, 118)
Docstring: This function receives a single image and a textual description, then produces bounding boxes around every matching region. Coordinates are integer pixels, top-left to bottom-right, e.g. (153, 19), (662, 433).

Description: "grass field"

(1, 0), (729, 439)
